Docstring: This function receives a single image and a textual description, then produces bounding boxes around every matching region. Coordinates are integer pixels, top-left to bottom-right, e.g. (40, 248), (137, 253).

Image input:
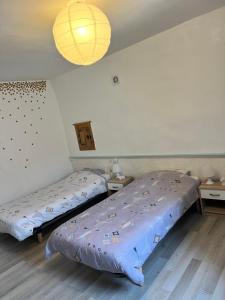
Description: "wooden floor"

(0, 212), (225, 300)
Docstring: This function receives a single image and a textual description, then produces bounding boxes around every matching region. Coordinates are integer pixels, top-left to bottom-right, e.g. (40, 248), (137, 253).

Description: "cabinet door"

(74, 121), (96, 151)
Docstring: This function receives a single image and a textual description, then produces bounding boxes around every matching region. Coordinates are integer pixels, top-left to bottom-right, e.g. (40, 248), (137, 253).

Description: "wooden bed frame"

(33, 192), (108, 243)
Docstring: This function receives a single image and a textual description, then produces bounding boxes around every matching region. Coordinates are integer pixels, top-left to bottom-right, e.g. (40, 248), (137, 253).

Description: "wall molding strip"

(70, 153), (225, 159)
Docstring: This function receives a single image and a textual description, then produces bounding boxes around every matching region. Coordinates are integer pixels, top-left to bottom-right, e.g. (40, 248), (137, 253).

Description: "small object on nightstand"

(201, 166), (214, 184)
(107, 176), (134, 195)
(205, 177), (214, 185)
(220, 177), (225, 186)
(199, 183), (225, 215)
(112, 158), (124, 179)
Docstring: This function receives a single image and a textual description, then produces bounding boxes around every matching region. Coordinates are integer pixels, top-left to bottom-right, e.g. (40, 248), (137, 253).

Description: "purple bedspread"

(45, 171), (200, 285)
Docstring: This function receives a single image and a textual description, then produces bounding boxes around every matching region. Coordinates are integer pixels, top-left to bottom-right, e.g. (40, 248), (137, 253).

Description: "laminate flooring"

(0, 212), (225, 300)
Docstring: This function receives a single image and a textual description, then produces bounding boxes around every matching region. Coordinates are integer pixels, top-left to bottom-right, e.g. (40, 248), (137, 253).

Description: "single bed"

(45, 170), (200, 286)
(0, 169), (108, 241)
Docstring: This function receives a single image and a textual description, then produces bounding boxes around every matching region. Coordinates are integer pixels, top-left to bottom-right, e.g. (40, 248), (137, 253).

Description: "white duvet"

(0, 170), (108, 241)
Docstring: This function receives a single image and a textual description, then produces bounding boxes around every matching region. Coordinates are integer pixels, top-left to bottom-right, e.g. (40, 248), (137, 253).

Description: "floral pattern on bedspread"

(0, 170), (108, 241)
(45, 171), (200, 286)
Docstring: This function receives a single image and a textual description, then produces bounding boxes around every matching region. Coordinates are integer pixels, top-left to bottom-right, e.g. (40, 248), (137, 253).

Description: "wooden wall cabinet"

(73, 121), (96, 151)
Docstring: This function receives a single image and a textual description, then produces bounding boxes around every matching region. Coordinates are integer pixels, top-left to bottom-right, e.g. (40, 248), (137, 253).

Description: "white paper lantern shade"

(53, 0), (111, 66)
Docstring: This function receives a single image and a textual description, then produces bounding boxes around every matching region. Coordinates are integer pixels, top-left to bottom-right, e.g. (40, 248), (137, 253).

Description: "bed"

(45, 170), (200, 286)
(0, 169), (108, 241)
(45, 171), (199, 285)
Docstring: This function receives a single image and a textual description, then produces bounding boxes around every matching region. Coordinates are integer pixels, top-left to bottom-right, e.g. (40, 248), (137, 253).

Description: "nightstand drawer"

(107, 182), (124, 190)
(201, 189), (225, 200)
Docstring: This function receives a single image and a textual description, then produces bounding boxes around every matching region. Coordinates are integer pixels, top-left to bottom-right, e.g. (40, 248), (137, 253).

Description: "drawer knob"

(209, 193), (221, 197)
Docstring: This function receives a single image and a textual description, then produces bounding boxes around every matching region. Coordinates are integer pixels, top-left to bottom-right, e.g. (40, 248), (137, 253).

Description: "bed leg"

(196, 197), (204, 216)
(37, 232), (44, 243)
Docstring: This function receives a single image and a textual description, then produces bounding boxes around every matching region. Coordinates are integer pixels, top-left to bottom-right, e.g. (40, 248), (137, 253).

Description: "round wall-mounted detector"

(112, 75), (120, 85)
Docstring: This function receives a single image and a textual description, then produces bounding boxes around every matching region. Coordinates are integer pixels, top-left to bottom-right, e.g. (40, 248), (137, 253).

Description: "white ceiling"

(1, 0), (225, 81)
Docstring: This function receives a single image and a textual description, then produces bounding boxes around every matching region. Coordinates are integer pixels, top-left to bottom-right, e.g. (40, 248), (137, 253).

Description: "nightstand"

(107, 176), (134, 195)
(200, 183), (225, 215)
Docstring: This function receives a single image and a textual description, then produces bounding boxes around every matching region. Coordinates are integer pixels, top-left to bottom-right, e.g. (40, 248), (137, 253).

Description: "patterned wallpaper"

(0, 80), (72, 204)
(0, 81), (46, 169)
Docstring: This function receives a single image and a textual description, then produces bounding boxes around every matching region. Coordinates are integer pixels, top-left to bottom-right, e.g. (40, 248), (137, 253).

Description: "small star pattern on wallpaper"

(0, 81), (47, 169)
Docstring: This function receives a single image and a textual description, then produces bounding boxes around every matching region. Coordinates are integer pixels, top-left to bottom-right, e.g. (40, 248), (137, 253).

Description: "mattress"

(0, 170), (108, 241)
(45, 170), (200, 286)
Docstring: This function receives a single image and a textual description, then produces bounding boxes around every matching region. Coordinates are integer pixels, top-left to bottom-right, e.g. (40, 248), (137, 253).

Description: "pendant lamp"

(53, 0), (111, 66)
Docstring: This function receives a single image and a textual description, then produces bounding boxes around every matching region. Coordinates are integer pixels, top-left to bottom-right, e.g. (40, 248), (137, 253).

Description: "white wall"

(0, 81), (72, 204)
(52, 7), (225, 158)
(70, 157), (225, 178)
